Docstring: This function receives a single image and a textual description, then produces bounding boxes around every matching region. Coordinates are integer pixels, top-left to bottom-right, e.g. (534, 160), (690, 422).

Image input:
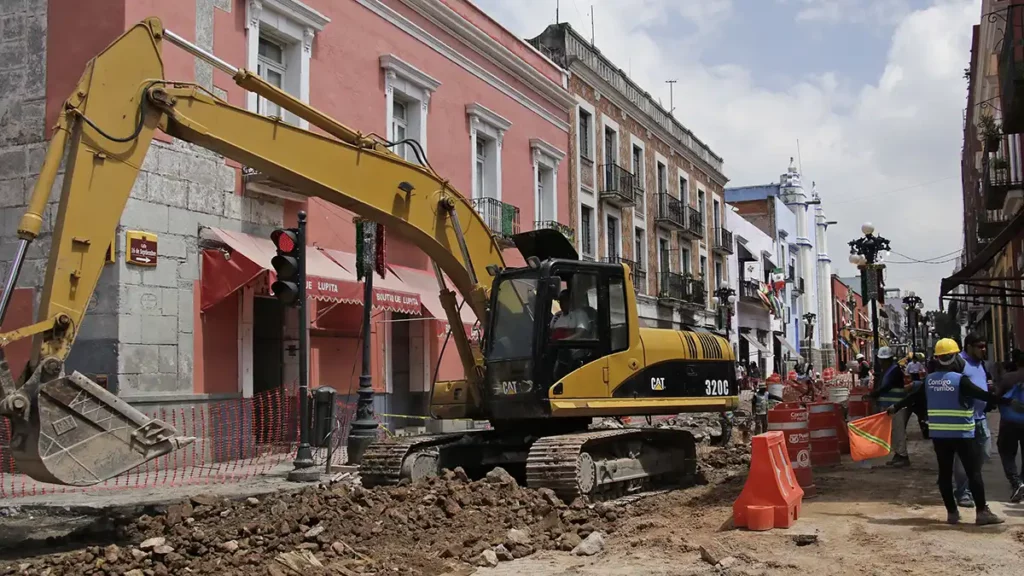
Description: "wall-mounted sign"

(126, 230), (158, 267)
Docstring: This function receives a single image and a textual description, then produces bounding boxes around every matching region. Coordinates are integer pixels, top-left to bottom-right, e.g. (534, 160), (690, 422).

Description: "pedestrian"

(994, 349), (1024, 503)
(953, 333), (995, 508)
(751, 384), (784, 435)
(908, 352), (930, 438)
(888, 338), (1020, 525)
(857, 353), (871, 388)
(869, 347), (912, 467)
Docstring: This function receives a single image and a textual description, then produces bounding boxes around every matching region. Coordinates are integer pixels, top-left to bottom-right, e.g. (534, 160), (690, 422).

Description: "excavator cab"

(483, 257), (629, 421)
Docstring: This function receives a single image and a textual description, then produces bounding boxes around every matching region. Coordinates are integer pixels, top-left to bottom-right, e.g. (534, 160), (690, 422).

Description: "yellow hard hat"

(934, 338), (960, 356)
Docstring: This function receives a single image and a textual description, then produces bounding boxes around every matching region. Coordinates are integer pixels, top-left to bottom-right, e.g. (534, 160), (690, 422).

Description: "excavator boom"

(0, 18), (504, 485)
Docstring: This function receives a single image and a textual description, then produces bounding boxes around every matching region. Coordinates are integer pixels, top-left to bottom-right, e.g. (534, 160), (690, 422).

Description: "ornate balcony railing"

(534, 220), (575, 244)
(656, 193), (685, 230)
(740, 280), (760, 302)
(713, 227), (734, 254)
(599, 163), (638, 207)
(686, 208), (705, 238)
(470, 197), (520, 240)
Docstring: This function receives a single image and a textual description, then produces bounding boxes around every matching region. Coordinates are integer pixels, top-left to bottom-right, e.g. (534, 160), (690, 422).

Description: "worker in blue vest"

(870, 347), (912, 467)
(889, 338), (1022, 525)
(952, 333), (995, 507)
(994, 349), (1024, 503)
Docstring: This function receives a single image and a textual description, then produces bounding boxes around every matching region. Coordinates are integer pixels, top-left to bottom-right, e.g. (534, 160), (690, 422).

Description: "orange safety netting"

(847, 413), (892, 462)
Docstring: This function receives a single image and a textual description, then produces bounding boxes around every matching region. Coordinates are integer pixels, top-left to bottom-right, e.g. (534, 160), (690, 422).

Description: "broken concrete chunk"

(572, 532), (605, 556)
(475, 549), (499, 567)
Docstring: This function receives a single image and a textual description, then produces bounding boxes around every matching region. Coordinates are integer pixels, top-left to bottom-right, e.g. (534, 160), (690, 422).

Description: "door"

(252, 296), (284, 444)
(390, 313), (413, 433)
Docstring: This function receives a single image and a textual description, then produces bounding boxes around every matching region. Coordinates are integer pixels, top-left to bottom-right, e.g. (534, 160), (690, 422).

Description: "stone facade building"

(528, 23), (732, 331)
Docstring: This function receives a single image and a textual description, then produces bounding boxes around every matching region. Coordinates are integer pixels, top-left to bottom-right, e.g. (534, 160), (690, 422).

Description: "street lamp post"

(849, 222), (891, 384)
(902, 291), (922, 354)
(712, 283), (738, 339)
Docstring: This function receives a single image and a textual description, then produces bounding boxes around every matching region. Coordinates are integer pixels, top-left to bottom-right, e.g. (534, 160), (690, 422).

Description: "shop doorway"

(253, 296), (284, 443)
(389, 313), (413, 433)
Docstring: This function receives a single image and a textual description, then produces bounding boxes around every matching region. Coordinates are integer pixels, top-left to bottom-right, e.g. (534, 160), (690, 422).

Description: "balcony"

(683, 207), (705, 239)
(713, 227), (734, 254)
(659, 273), (705, 306)
(470, 197), (520, 242)
(605, 256), (646, 295)
(1000, 4), (1024, 133)
(656, 193), (686, 230)
(534, 220), (575, 244)
(794, 277), (805, 294)
(978, 209), (1009, 240)
(683, 276), (707, 306)
(985, 168), (1024, 211)
(599, 163), (638, 207)
(739, 280), (761, 303)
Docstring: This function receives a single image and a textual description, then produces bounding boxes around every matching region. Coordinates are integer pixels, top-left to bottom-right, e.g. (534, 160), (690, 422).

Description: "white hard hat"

(856, 353), (865, 360)
(877, 347), (893, 360)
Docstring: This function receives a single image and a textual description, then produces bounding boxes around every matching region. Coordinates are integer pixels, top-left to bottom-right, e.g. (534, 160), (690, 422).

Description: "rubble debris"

(700, 541), (730, 565)
(792, 533), (819, 546)
(475, 549), (499, 567)
(572, 531), (605, 556)
(494, 544), (514, 562)
(0, 470), (615, 576)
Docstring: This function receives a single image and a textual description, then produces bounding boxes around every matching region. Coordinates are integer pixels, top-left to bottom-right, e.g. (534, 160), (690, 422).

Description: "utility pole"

(556, 0), (559, 23)
(666, 80), (677, 115)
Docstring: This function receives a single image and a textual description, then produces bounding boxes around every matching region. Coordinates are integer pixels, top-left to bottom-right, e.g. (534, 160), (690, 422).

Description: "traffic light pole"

(288, 211), (318, 482)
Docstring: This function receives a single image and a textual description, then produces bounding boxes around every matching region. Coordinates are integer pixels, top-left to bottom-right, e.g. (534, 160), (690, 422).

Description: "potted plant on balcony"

(979, 114), (1002, 152)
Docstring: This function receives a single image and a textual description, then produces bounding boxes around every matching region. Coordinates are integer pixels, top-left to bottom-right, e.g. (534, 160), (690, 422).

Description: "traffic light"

(271, 227), (303, 306)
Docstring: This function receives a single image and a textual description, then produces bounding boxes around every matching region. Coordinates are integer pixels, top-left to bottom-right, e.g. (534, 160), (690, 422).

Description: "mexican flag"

(770, 268), (786, 293)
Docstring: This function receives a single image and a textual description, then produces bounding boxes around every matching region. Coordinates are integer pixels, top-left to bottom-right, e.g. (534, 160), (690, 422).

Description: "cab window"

(609, 275), (628, 352)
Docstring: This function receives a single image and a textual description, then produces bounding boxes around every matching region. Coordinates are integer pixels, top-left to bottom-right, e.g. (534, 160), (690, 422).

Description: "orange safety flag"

(847, 413), (892, 462)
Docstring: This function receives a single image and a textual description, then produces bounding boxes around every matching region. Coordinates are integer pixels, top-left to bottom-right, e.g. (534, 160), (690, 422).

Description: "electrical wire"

(828, 175), (959, 206)
(889, 249), (963, 263)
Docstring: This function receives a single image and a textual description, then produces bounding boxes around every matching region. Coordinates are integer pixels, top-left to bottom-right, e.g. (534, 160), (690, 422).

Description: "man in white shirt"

(550, 289), (592, 340)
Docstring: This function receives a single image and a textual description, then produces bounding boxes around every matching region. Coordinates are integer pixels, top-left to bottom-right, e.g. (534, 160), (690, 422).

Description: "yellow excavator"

(0, 18), (737, 502)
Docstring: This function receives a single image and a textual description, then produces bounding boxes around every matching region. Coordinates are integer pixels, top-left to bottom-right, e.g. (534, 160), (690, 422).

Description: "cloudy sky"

(475, 0), (979, 306)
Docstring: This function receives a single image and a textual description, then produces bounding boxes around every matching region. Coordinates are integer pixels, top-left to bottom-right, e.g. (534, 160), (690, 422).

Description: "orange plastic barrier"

(808, 402), (841, 467)
(733, 431), (803, 531)
(768, 402), (815, 497)
(847, 413), (892, 462)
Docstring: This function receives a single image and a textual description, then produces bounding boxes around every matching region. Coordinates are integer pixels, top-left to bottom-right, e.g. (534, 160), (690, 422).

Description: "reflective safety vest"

(877, 365), (906, 408)
(925, 371), (975, 439)
(1000, 383), (1024, 426)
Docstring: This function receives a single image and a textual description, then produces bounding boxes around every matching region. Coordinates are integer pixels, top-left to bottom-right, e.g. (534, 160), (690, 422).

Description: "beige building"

(530, 23), (732, 330)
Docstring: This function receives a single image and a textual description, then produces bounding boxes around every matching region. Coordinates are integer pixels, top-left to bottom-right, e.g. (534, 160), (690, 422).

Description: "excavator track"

(525, 428), (697, 503)
(360, 432), (474, 487)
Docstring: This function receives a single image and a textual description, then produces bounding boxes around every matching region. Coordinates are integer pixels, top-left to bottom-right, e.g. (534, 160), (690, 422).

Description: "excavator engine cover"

(1, 360), (193, 486)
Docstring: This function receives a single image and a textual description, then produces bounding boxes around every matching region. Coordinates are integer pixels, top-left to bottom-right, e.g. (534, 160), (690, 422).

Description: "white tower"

(813, 183), (835, 368)
(779, 158), (817, 366)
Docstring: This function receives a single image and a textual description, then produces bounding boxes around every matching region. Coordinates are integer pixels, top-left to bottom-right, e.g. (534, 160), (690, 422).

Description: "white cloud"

(780, 0), (912, 25)
(477, 0), (979, 306)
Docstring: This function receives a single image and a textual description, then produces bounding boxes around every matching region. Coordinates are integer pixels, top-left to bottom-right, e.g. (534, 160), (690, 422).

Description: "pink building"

(0, 0), (574, 435)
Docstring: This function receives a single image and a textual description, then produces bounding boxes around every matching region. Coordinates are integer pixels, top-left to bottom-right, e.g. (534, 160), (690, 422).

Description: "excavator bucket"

(1, 359), (194, 486)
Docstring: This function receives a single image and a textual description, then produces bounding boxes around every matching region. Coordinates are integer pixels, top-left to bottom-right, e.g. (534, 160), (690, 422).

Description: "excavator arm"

(0, 18), (505, 485)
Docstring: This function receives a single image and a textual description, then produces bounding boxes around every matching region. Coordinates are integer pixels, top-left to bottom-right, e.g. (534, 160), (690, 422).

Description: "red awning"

(200, 228), (420, 314)
(389, 264), (480, 339)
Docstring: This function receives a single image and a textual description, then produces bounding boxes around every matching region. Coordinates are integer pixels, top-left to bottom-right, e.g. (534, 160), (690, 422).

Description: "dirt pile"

(0, 468), (614, 576)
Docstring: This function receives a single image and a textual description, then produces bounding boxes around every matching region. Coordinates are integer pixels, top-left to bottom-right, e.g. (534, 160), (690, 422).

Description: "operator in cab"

(550, 288), (592, 340)
(888, 338), (1022, 526)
